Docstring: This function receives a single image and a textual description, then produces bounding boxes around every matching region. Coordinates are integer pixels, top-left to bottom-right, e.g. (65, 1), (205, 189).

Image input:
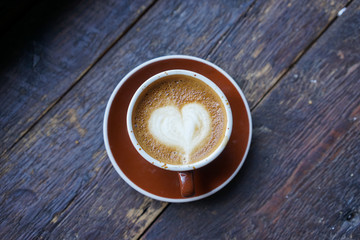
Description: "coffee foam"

(132, 75), (226, 165)
(148, 103), (211, 164)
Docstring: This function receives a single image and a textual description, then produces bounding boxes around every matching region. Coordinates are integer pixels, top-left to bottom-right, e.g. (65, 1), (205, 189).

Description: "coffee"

(132, 74), (227, 165)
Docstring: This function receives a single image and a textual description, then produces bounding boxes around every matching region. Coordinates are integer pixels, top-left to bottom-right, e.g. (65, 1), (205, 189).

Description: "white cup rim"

(126, 69), (233, 171)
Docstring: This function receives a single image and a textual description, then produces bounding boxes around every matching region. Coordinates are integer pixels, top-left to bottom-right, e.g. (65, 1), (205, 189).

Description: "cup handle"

(178, 171), (195, 197)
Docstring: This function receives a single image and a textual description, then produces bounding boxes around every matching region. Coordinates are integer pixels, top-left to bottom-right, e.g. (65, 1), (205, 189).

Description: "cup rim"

(126, 69), (233, 171)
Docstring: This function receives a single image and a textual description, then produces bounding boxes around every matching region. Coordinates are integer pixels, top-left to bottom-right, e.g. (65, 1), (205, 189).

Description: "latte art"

(132, 74), (227, 165)
(148, 103), (211, 163)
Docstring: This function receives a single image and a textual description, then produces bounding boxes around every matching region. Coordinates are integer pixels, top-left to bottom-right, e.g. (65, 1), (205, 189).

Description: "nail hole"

(346, 212), (355, 221)
(343, 209), (357, 221)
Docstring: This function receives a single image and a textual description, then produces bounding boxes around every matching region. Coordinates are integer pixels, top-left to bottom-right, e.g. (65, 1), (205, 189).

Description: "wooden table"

(1, 0), (359, 239)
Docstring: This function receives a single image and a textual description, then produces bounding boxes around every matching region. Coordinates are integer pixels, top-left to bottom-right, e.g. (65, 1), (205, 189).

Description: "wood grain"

(1, 0), (356, 239)
(0, 0), (155, 155)
(141, 1), (360, 239)
(0, 0), (256, 238)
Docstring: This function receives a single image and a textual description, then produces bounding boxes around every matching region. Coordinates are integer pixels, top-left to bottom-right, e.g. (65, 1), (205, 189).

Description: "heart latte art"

(132, 75), (227, 165)
(149, 104), (211, 163)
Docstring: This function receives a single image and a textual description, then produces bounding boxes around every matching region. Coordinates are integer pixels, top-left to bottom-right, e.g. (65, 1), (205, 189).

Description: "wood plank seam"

(205, 0), (259, 59)
(136, 204), (170, 240)
(0, 0), (159, 159)
(135, 203), (170, 240)
(250, 0), (354, 112)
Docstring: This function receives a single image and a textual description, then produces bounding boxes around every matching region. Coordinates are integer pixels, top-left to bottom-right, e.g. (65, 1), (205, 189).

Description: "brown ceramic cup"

(126, 70), (233, 197)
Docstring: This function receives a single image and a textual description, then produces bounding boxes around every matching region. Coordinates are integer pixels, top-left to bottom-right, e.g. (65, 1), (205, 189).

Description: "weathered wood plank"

(142, 1), (360, 239)
(0, 0), (155, 155)
(0, 0), (257, 238)
(1, 0), (352, 238)
(207, 0), (350, 107)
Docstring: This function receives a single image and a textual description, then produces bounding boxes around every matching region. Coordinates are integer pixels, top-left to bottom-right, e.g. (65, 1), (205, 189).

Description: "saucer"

(103, 55), (252, 203)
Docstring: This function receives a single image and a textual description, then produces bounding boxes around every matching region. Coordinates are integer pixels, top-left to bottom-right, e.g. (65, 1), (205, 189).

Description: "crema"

(132, 75), (227, 165)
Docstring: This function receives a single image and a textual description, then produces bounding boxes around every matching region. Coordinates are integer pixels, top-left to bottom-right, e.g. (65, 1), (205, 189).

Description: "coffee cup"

(126, 69), (232, 197)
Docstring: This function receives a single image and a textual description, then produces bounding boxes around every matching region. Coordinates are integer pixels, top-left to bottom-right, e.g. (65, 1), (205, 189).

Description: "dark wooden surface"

(0, 0), (358, 239)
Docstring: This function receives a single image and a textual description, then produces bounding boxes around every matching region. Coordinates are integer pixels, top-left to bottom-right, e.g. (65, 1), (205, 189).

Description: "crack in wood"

(137, 203), (170, 240)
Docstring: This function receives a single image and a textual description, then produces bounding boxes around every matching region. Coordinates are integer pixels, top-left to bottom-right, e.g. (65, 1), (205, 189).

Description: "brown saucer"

(104, 55), (252, 202)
